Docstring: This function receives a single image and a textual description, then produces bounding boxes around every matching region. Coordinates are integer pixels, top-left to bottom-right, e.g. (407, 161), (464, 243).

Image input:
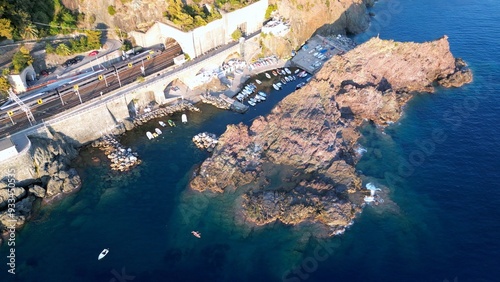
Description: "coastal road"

(0, 44), (182, 138)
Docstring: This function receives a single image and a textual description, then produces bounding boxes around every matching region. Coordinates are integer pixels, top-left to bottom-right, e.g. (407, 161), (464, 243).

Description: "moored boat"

(265, 73), (271, 79)
(272, 70), (278, 76)
(191, 231), (201, 238)
(168, 120), (176, 127)
(256, 79), (262, 84)
(295, 82), (306, 90)
(273, 83), (279, 90)
(248, 100), (256, 106)
(159, 121), (166, 127)
(155, 128), (162, 135)
(284, 67), (291, 74)
(258, 91), (267, 97)
(182, 114), (188, 123)
(146, 131), (154, 140)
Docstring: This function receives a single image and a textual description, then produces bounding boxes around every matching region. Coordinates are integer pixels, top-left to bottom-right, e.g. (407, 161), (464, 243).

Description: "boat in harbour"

(256, 79), (262, 84)
(272, 83), (280, 90)
(155, 128), (162, 135)
(284, 67), (292, 74)
(248, 100), (256, 106)
(98, 249), (109, 260)
(146, 131), (154, 140)
(272, 70), (278, 76)
(257, 94), (266, 101)
(182, 114), (188, 123)
(168, 120), (176, 127)
(159, 121), (166, 127)
(295, 82), (306, 90)
(258, 91), (267, 97)
(265, 72), (271, 79)
(191, 231), (201, 238)
(294, 69), (300, 74)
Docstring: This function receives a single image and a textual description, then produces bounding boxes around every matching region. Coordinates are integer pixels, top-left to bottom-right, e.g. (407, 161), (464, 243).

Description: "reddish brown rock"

(189, 36), (472, 234)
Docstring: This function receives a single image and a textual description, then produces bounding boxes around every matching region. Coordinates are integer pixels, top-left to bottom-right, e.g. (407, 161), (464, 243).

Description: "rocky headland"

(189, 36), (472, 234)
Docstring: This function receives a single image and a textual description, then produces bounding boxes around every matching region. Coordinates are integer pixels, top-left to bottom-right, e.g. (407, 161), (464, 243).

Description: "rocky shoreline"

(189, 36), (473, 235)
(132, 101), (200, 127)
(0, 101), (200, 239)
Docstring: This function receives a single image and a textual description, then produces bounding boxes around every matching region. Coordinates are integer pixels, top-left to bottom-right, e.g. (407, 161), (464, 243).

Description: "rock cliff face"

(0, 133), (81, 233)
(64, 0), (371, 48)
(189, 36), (472, 234)
(263, 0), (373, 57)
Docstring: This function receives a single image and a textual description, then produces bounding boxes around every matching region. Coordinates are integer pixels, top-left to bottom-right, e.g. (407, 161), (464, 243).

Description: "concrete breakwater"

(200, 93), (248, 113)
(92, 136), (141, 172)
(133, 101), (200, 126)
(193, 132), (219, 152)
(200, 93), (232, 110)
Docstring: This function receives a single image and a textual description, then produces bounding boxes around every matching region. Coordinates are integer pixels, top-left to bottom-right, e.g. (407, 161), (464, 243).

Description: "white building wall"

(130, 0), (268, 59)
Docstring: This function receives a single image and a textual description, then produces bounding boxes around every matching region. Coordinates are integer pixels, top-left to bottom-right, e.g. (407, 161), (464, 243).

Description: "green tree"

(12, 46), (34, 74)
(265, 4), (277, 19)
(85, 30), (101, 49)
(21, 24), (39, 40)
(231, 28), (242, 41)
(0, 18), (13, 39)
(108, 6), (116, 16)
(0, 76), (11, 99)
(45, 42), (55, 54)
(55, 43), (71, 56)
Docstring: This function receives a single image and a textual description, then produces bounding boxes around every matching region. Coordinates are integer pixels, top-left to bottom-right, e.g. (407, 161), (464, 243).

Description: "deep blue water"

(2, 0), (500, 281)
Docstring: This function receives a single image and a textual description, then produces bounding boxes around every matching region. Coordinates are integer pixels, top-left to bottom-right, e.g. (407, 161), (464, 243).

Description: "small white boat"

(294, 69), (300, 74)
(295, 82), (306, 90)
(248, 100), (256, 106)
(155, 128), (162, 135)
(191, 231), (201, 238)
(255, 79), (262, 84)
(146, 131), (154, 140)
(284, 68), (292, 74)
(159, 121), (166, 127)
(265, 73), (271, 79)
(272, 84), (279, 91)
(258, 91), (267, 97)
(98, 249), (109, 260)
(250, 97), (257, 103)
(257, 94), (266, 101)
(182, 114), (188, 123)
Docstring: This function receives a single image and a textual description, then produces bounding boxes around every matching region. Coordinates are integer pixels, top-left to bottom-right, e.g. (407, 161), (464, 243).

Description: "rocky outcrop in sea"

(92, 136), (141, 171)
(189, 36), (473, 235)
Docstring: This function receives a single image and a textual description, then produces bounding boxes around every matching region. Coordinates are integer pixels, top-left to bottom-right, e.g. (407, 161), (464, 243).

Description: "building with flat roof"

(0, 137), (18, 163)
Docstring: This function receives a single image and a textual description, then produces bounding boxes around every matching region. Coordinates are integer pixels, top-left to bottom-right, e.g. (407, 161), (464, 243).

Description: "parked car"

(62, 59), (75, 68)
(74, 55), (84, 62)
(88, 50), (99, 56)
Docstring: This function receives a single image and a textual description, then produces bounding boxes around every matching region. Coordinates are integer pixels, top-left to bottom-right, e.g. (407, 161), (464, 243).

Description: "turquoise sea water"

(2, 0), (500, 281)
